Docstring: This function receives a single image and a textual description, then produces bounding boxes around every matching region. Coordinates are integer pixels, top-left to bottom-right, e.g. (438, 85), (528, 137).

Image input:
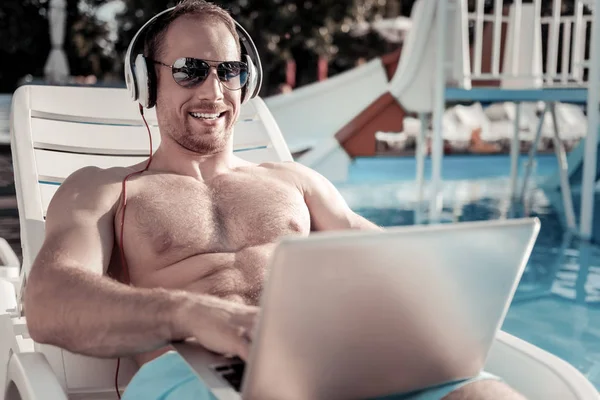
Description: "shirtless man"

(23, 1), (525, 399)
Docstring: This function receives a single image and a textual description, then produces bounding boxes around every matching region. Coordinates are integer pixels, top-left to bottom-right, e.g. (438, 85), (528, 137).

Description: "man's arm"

(25, 167), (183, 357)
(24, 167), (255, 359)
(286, 162), (382, 231)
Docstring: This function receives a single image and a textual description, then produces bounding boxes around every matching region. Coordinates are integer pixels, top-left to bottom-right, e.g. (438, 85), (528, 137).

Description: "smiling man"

(23, 1), (525, 399)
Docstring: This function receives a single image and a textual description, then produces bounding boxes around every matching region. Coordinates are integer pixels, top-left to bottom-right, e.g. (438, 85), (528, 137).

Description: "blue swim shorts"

(122, 351), (501, 400)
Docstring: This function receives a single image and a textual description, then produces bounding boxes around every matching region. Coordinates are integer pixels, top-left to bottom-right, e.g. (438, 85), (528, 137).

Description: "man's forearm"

(25, 264), (188, 358)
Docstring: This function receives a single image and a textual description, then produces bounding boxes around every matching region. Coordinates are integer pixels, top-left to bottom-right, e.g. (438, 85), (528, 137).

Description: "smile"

(189, 112), (225, 120)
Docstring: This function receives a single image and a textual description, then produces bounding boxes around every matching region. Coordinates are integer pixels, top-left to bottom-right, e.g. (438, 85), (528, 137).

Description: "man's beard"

(162, 115), (232, 155)
(177, 127), (230, 154)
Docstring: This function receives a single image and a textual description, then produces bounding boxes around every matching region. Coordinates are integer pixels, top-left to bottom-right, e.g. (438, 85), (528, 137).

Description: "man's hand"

(173, 294), (259, 361)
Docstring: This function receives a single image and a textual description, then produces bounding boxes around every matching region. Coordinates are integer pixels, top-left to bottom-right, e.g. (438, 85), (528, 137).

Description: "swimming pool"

(335, 154), (600, 390)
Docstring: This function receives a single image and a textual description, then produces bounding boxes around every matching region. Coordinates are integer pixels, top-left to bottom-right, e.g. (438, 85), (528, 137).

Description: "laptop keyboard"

(213, 358), (246, 392)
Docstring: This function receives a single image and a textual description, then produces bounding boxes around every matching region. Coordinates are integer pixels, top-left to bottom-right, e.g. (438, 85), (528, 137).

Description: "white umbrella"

(44, 0), (70, 84)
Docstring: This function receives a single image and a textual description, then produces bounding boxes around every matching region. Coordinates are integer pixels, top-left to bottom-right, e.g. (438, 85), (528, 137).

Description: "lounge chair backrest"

(9, 84), (292, 395)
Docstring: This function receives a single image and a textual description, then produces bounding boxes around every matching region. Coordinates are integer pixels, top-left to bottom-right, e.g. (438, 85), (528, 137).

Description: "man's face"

(154, 15), (242, 155)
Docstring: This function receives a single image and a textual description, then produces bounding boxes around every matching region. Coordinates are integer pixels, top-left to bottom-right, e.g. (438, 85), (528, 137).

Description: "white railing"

(462, 0), (593, 88)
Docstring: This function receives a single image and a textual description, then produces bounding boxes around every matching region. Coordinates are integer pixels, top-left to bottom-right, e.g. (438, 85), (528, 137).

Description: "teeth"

(190, 112), (221, 120)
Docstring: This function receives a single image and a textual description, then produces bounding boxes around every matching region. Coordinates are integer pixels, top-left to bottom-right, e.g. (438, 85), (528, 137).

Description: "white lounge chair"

(2, 84), (598, 399)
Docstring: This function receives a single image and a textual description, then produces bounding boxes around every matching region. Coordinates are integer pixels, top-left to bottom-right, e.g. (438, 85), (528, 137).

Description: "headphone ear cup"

(134, 54), (152, 108)
(125, 60), (137, 101)
(242, 54), (258, 104)
(146, 58), (158, 108)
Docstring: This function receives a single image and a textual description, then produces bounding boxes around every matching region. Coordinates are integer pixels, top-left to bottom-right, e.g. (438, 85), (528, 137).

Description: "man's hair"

(143, 0), (241, 62)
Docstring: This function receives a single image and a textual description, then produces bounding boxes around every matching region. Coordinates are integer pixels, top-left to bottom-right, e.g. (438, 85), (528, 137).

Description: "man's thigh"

(374, 371), (507, 400)
(122, 351), (217, 400)
(442, 378), (527, 400)
(123, 354), (513, 400)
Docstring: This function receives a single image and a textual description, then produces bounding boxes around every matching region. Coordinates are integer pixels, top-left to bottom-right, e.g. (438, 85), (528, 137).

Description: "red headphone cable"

(115, 103), (154, 398)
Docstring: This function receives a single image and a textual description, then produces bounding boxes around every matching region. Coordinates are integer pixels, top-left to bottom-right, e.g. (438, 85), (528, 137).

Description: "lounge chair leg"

(519, 102), (548, 203)
(549, 102), (578, 231)
(415, 113), (428, 224)
(509, 102), (521, 201)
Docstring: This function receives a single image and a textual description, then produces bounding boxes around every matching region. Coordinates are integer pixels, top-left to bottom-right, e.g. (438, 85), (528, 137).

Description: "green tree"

(114, 0), (392, 95)
(0, 0), (51, 92)
(0, 0), (113, 92)
(69, 1), (117, 79)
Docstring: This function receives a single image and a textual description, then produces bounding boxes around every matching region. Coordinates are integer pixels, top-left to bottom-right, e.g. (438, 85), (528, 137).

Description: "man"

(23, 1), (525, 399)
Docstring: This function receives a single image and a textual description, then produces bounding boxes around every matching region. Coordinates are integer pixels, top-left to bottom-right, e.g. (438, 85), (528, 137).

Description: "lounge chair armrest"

(0, 279), (18, 316)
(0, 238), (21, 302)
(5, 352), (67, 400)
(0, 238), (19, 268)
(488, 330), (600, 400)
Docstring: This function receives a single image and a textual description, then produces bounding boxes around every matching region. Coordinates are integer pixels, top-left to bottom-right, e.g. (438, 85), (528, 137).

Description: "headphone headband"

(124, 6), (262, 106)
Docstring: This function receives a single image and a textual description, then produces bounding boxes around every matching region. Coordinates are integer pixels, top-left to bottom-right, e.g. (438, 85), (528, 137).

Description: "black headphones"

(124, 6), (263, 108)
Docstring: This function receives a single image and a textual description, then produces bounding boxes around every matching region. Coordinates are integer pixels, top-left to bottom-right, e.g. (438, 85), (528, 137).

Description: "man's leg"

(443, 379), (527, 400)
(381, 372), (526, 400)
(122, 351), (217, 400)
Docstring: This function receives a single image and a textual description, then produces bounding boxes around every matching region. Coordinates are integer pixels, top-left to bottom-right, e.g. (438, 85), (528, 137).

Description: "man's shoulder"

(49, 166), (130, 214)
(256, 161), (326, 191)
(258, 160), (310, 175)
(61, 165), (129, 191)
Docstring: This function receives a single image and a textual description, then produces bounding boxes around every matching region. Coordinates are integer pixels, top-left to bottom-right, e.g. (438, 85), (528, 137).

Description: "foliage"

(0, 0), (403, 94)
(0, 0), (51, 92)
(114, 0), (393, 95)
(0, 0), (114, 92)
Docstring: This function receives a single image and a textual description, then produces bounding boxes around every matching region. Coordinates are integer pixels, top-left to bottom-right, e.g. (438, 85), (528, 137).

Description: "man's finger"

(247, 314), (260, 341)
(236, 334), (251, 361)
(229, 306), (259, 330)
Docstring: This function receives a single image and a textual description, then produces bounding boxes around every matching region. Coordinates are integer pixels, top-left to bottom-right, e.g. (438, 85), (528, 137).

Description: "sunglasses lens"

(217, 61), (249, 90)
(172, 58), (209, 87)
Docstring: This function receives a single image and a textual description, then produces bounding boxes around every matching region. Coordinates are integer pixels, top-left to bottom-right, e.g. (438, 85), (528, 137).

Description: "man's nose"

(196, 68), (224, 101)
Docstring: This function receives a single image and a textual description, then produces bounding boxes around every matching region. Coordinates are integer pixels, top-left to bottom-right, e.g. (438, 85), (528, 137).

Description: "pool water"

(334, 154), (600, 390)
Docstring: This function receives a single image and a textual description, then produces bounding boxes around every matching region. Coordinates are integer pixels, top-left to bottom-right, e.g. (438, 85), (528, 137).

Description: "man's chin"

(186, 122), (228, 137)
(177, 125), (232, 154)
(177, 137), (227, 155)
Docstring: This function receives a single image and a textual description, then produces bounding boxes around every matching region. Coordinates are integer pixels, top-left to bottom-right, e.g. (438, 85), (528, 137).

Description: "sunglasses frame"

(152, 57), (249, 91)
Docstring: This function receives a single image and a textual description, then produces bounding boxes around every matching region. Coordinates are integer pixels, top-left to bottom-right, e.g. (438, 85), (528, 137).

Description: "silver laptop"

(174, 217), (540, 400)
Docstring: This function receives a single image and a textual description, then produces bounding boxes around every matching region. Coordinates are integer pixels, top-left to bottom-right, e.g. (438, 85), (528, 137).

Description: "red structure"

(334, 47), (407, 157)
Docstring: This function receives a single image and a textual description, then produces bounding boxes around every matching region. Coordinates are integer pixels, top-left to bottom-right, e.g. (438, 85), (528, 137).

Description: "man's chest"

(119, 173), (311, 257)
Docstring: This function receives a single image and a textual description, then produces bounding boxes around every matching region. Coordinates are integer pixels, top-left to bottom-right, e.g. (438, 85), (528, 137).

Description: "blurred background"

(0, 0), (592, 93)
(0, 0), (417, 94)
